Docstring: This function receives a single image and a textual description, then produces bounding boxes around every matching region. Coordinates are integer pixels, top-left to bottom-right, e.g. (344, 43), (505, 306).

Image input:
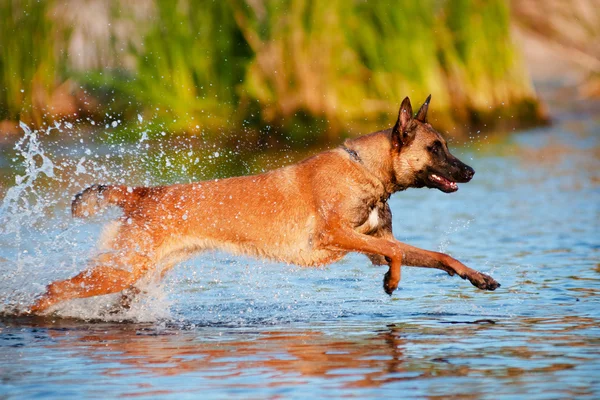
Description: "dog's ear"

(392, 97), (415, 148)
(415, 94), (431, 123)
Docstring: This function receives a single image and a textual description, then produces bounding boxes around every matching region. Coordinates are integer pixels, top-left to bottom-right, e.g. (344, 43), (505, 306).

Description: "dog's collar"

(341, 146), (362, 163)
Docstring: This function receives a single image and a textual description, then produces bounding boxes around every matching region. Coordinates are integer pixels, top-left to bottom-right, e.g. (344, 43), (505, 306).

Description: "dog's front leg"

(396, 243), (500, 290)
(320, 228), (403, 295)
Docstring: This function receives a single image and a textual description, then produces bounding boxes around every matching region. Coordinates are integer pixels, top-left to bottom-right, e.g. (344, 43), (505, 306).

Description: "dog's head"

(390, 96), (474, 193)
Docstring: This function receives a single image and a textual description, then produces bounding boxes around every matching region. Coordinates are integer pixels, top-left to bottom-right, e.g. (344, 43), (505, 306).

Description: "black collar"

(341, 145), (362, 163)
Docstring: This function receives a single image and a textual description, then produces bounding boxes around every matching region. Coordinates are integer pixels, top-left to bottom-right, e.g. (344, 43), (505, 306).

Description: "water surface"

(0, 115), (598, 398)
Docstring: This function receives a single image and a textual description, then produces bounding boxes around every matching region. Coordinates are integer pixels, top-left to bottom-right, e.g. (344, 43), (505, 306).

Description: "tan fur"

(30, 97), (499, 314)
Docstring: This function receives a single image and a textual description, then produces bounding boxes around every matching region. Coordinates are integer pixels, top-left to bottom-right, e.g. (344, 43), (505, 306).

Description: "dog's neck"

(344, 130), (412, 195)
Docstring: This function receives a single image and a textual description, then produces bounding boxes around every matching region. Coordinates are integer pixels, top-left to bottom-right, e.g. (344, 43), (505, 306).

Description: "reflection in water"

(2, 314), (598, 398)
(49, 324), (409, 386)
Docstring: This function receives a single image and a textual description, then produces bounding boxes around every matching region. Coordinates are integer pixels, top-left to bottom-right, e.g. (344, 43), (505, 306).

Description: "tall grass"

(442, 0), (537, 119)
(1, 0), (545, 142)
(101, 0), (252, 135)
(0, 0), (67, 126)
(231, 0), (543, 139)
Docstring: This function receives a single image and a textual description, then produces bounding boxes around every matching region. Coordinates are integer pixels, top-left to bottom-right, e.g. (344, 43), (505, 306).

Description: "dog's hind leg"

(107, 286), (142, 314)
(29, 251), (153, 314)
(99, 243), (200, 314)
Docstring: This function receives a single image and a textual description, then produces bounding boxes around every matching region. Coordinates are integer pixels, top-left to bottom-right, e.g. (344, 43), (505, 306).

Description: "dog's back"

(73, 148), (371, 266)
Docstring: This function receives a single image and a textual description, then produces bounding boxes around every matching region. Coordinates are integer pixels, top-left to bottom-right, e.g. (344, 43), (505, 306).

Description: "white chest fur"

(367, 207), (380, 230)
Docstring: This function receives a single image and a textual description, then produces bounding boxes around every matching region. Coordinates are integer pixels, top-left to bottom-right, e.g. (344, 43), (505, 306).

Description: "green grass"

(0, 0), (67, 125)
(1, 0), (545, 143)
(94, 0), (252, 136)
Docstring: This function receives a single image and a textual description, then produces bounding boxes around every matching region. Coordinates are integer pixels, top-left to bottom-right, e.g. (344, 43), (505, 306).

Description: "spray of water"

(0, 121), (189, 321)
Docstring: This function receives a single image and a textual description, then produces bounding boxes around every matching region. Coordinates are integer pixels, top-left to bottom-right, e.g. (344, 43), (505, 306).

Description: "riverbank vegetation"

(1, 0), (550, 145)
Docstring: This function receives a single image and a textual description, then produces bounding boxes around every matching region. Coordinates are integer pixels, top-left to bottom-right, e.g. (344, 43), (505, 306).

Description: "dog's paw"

(383, 271), (398, 295)
(105, 287), (142, 315)
(468, 272), (500, 291)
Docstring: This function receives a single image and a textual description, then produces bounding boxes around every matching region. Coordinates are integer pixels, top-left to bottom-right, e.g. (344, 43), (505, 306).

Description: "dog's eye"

(430, 142), (442, 154)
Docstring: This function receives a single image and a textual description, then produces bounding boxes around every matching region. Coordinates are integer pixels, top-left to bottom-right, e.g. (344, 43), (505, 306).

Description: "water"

(0, 114), (598, 398)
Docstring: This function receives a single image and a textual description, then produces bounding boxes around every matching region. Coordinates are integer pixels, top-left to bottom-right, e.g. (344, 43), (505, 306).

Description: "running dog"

(30, 96), (500, 314)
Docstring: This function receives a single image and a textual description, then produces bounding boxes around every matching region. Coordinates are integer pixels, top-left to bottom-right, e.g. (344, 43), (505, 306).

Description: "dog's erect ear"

(397, 96), (413, 131)
(415, 94), (431, 123)
(392, 97), (415, 147)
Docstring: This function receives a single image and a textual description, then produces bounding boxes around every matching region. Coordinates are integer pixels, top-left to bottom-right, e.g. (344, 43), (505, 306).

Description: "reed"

(1, 0), (546, 143)
(231, 0), (544, 140)
(103, 0), (252, 135)
(0, 0), (65, 126)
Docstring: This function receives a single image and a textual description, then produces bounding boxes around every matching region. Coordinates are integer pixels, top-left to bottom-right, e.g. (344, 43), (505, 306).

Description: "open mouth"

(430, 174), (458, 192)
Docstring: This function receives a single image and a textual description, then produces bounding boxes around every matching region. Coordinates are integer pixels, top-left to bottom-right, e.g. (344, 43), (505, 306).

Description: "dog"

(29, 96), (500, 314)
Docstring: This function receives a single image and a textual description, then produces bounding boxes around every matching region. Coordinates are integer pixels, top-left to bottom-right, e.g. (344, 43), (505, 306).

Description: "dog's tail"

(72, 184), (144, 218)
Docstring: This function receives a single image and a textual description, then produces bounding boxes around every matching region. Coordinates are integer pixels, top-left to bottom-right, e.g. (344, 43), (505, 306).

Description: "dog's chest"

(355, 200), (386, 233)
(367, 207), (380, 230)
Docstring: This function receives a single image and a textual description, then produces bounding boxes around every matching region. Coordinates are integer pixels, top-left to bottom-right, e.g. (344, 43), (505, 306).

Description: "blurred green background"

(0, 0), (598, 146)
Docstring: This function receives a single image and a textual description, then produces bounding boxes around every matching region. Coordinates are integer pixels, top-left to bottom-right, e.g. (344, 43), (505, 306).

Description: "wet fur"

(30, 96), (499, 314)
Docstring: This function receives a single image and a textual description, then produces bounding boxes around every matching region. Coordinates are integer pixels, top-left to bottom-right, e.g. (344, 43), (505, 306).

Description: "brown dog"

(30, 96), (499, 314)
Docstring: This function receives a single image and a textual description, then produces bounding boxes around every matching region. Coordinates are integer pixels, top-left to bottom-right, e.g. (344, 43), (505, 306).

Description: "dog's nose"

(464, 165), (475, 181)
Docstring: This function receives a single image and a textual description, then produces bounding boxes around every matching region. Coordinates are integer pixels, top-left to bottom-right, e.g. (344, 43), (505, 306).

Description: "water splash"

(0, 122), (175, 321)
(0, 122), (55, 235)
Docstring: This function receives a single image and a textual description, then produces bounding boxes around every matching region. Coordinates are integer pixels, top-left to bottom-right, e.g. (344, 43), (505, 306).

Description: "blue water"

(0, 115), (598, 398)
